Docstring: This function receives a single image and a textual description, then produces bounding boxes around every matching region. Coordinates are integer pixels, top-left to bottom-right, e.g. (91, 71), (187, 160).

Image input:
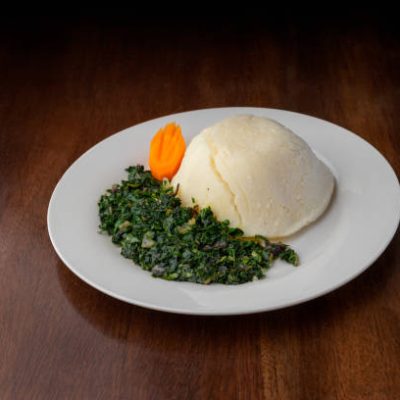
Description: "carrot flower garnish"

(149, 122), (186, 181)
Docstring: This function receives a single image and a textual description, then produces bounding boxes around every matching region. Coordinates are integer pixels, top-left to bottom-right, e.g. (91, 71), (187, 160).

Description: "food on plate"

(149, 122), (186, 181)
(98, 166), (298, 285)
(172, 115), (334, 238)
(98, 114), (334, 284)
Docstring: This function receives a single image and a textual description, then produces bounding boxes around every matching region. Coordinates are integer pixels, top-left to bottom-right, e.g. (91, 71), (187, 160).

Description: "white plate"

(48, 107), (400, 315)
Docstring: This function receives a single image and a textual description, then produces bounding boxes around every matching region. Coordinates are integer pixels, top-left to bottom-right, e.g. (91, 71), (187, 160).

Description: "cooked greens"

(98, 165), (299, 284)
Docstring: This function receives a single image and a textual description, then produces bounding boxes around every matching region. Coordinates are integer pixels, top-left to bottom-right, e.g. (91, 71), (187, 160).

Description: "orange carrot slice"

(149, 122), (186, 181)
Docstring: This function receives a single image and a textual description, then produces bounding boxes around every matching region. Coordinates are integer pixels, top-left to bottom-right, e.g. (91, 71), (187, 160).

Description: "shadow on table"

(56, 229), (399, 346)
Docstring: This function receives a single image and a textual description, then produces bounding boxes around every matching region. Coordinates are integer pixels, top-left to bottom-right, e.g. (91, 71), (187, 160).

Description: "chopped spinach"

(98, 165), (299, 285)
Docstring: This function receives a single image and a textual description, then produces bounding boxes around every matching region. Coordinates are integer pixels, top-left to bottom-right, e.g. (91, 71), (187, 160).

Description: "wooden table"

(1, 15), (399, 399)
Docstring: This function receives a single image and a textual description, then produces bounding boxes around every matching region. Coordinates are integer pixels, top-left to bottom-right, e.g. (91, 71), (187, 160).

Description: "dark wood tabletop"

(1, 15), (399, 399)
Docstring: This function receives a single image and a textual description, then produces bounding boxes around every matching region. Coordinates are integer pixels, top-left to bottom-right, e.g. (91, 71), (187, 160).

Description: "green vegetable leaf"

(98, 165), (299, 285)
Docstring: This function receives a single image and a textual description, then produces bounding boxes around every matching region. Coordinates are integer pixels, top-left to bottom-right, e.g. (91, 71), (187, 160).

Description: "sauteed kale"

(98, 165), (298, 284)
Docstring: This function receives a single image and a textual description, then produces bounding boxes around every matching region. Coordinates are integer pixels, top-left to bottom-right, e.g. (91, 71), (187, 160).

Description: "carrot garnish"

(149, 122), (186, 181)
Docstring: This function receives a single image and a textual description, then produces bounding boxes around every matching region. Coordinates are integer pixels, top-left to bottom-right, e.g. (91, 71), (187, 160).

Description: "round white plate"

(48, 107), (400, 315)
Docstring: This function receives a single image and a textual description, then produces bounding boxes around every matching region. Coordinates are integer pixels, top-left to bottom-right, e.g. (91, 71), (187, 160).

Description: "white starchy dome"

(172, 115), (334, 238)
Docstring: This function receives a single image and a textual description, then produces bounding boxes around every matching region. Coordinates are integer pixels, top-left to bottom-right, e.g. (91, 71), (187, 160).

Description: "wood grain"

(0, 15), (399, 400)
